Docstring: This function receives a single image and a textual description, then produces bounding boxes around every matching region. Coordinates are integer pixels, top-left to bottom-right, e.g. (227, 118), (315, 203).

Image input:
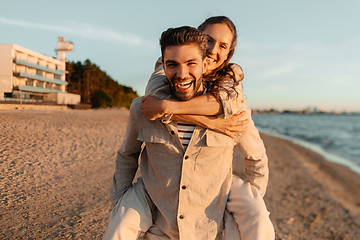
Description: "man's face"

(162, 44), (207, 101)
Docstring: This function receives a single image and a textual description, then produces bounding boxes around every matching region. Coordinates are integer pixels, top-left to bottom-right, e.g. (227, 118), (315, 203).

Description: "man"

(103, 26), (274, 240)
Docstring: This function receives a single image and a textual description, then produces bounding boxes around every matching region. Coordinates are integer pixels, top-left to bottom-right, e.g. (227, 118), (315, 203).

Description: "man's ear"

(202, 57), (208, 74)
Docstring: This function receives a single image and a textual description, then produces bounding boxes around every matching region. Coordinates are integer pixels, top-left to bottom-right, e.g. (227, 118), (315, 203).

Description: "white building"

(0, 37), (80, 105)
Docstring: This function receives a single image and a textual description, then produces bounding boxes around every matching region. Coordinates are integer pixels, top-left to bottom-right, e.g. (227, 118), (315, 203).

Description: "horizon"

(1, 0), (359, 111)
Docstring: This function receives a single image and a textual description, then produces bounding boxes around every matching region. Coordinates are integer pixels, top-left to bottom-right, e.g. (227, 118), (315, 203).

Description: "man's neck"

(194, 84), (205, 97)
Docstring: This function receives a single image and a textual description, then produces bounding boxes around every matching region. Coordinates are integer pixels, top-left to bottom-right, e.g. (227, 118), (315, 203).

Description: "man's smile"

(175, 80), (193, 90)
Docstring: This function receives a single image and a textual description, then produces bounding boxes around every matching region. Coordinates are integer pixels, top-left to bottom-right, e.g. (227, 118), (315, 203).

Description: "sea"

(252, 113), (360, 175)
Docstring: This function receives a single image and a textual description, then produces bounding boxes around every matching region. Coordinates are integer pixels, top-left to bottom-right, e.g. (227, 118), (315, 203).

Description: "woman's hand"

(140, 96), (168, 120)
(205, 111), (249, 138)
(172, 111), (249, 138)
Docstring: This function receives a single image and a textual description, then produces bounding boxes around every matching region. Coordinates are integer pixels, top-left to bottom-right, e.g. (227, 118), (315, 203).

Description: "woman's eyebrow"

(205, 34), (214, 41)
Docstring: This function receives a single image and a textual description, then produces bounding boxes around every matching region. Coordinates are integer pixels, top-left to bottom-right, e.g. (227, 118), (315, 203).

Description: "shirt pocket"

(205, 130), (234, 147)
(137, 127), (171, 143)
(193, 130), (234, 173)
(137, 127), (180, 170)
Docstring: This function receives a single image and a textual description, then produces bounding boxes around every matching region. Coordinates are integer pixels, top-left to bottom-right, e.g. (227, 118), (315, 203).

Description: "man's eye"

(188, 62), (197, 66)
(220, 45), (227, 49)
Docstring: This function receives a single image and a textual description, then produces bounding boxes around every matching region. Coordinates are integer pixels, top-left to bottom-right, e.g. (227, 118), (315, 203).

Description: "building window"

(36, 69), (43, 76)
(36, 82), (43, 88)
(54, 85), (61, 90)
(54, 74), (61, 79)
(26, 80), (33, 86)
(46, 83), (53, 89)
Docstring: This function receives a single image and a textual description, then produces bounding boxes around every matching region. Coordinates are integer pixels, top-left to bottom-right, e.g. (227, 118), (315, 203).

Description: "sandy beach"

(1, 109), (359, 239)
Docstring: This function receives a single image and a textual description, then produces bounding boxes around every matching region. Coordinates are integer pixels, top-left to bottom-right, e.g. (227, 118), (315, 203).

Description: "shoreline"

(262, 133), (360, 214)
(261, 133), (360, 238)
(1, 109), (359, 239)
(258, 127), (360, 176)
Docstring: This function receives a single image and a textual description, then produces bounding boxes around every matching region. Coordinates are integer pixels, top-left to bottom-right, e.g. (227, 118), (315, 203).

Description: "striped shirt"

(177, 122), (196, 150)
(177, 86), (206, 150)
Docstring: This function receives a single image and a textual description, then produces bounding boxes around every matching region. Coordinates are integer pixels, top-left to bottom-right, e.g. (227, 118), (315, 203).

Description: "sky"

(1, 0), (359, 112)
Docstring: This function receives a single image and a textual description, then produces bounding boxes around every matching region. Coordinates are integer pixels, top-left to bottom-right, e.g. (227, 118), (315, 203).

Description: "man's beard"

(169, 75), (202, 101)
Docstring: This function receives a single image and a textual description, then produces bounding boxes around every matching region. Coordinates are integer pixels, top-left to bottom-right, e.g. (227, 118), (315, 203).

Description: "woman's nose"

(207, 42), (216, 55)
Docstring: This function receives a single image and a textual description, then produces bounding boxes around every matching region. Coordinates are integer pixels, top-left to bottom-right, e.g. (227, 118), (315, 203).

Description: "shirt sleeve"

(144, 57), (174, 122)
(234, 104), (269, 197)
(218, 64), (245, 119)
(110, 98), (144, 206)
(144, 57), (172, 99)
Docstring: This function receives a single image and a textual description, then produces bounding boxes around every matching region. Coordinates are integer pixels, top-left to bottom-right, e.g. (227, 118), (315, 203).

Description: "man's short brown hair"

(160, 26), (207, 61)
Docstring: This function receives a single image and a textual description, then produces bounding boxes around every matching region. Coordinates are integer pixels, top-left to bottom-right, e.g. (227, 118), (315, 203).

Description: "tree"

(66, 60), (138, 109)
(91, 89), (113, 108)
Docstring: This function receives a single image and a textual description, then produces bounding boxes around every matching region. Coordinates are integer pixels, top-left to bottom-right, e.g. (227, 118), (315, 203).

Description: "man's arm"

(110, 98), (143, 206)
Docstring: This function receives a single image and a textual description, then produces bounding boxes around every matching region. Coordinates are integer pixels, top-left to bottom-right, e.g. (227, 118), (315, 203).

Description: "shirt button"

(179, 215), (184, 219)
(181, 185), (186, 190)
(184, 155), (189, 160)
(171, 130), (175, 135)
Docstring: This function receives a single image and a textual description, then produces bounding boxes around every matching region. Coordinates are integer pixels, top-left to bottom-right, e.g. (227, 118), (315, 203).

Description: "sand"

(1, 109), (359, 239)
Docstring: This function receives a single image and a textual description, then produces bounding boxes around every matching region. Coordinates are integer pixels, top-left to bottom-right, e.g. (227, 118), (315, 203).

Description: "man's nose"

(176, 66), (189, 79)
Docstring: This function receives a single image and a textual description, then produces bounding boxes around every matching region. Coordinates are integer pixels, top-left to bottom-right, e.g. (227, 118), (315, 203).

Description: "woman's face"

(202, 23), (233, 73)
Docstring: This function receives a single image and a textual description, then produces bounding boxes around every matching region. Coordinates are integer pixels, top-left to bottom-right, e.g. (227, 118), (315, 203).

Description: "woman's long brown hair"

(198, 16), (243, 100)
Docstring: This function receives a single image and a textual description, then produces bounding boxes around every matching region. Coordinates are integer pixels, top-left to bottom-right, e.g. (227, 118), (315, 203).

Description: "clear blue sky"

(1, 0), (359, 112)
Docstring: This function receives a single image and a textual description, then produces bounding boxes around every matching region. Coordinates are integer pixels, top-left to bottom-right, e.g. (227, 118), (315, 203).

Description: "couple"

(103, 16), (275, 240)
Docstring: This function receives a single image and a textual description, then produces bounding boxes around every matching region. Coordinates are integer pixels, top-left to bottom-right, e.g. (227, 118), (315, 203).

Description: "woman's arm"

(140, 94), (223, 121)
(142, 59), (247, 135)
(171, 111), (249, 138)
(142, 63), (245, 120)
(217, 64), (245, 119)
(143, 58), (226, 120)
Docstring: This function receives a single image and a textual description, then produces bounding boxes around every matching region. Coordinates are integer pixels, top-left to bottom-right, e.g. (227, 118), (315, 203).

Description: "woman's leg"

(103, 177), (153, 240)
(226, 175), (275, 240)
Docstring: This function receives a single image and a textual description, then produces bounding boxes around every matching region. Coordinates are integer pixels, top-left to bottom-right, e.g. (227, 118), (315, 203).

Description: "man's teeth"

(177, 81), (192, 89)
(208, 58), (215, 62)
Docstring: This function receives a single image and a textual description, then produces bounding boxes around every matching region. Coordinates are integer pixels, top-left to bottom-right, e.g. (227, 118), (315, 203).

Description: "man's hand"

(140, 96), (167, 120)
(207, 111), (249, 138)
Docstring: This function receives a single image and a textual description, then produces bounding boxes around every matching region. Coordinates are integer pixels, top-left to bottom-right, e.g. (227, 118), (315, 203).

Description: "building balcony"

(15, 71), (68, 85)
(14, 58), (64, 75)
(15, 85), (65, 93)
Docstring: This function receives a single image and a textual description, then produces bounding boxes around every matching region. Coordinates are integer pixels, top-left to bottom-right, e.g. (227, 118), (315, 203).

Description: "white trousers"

(226, 175), (275, 240)
(102, 176), (274, 240)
